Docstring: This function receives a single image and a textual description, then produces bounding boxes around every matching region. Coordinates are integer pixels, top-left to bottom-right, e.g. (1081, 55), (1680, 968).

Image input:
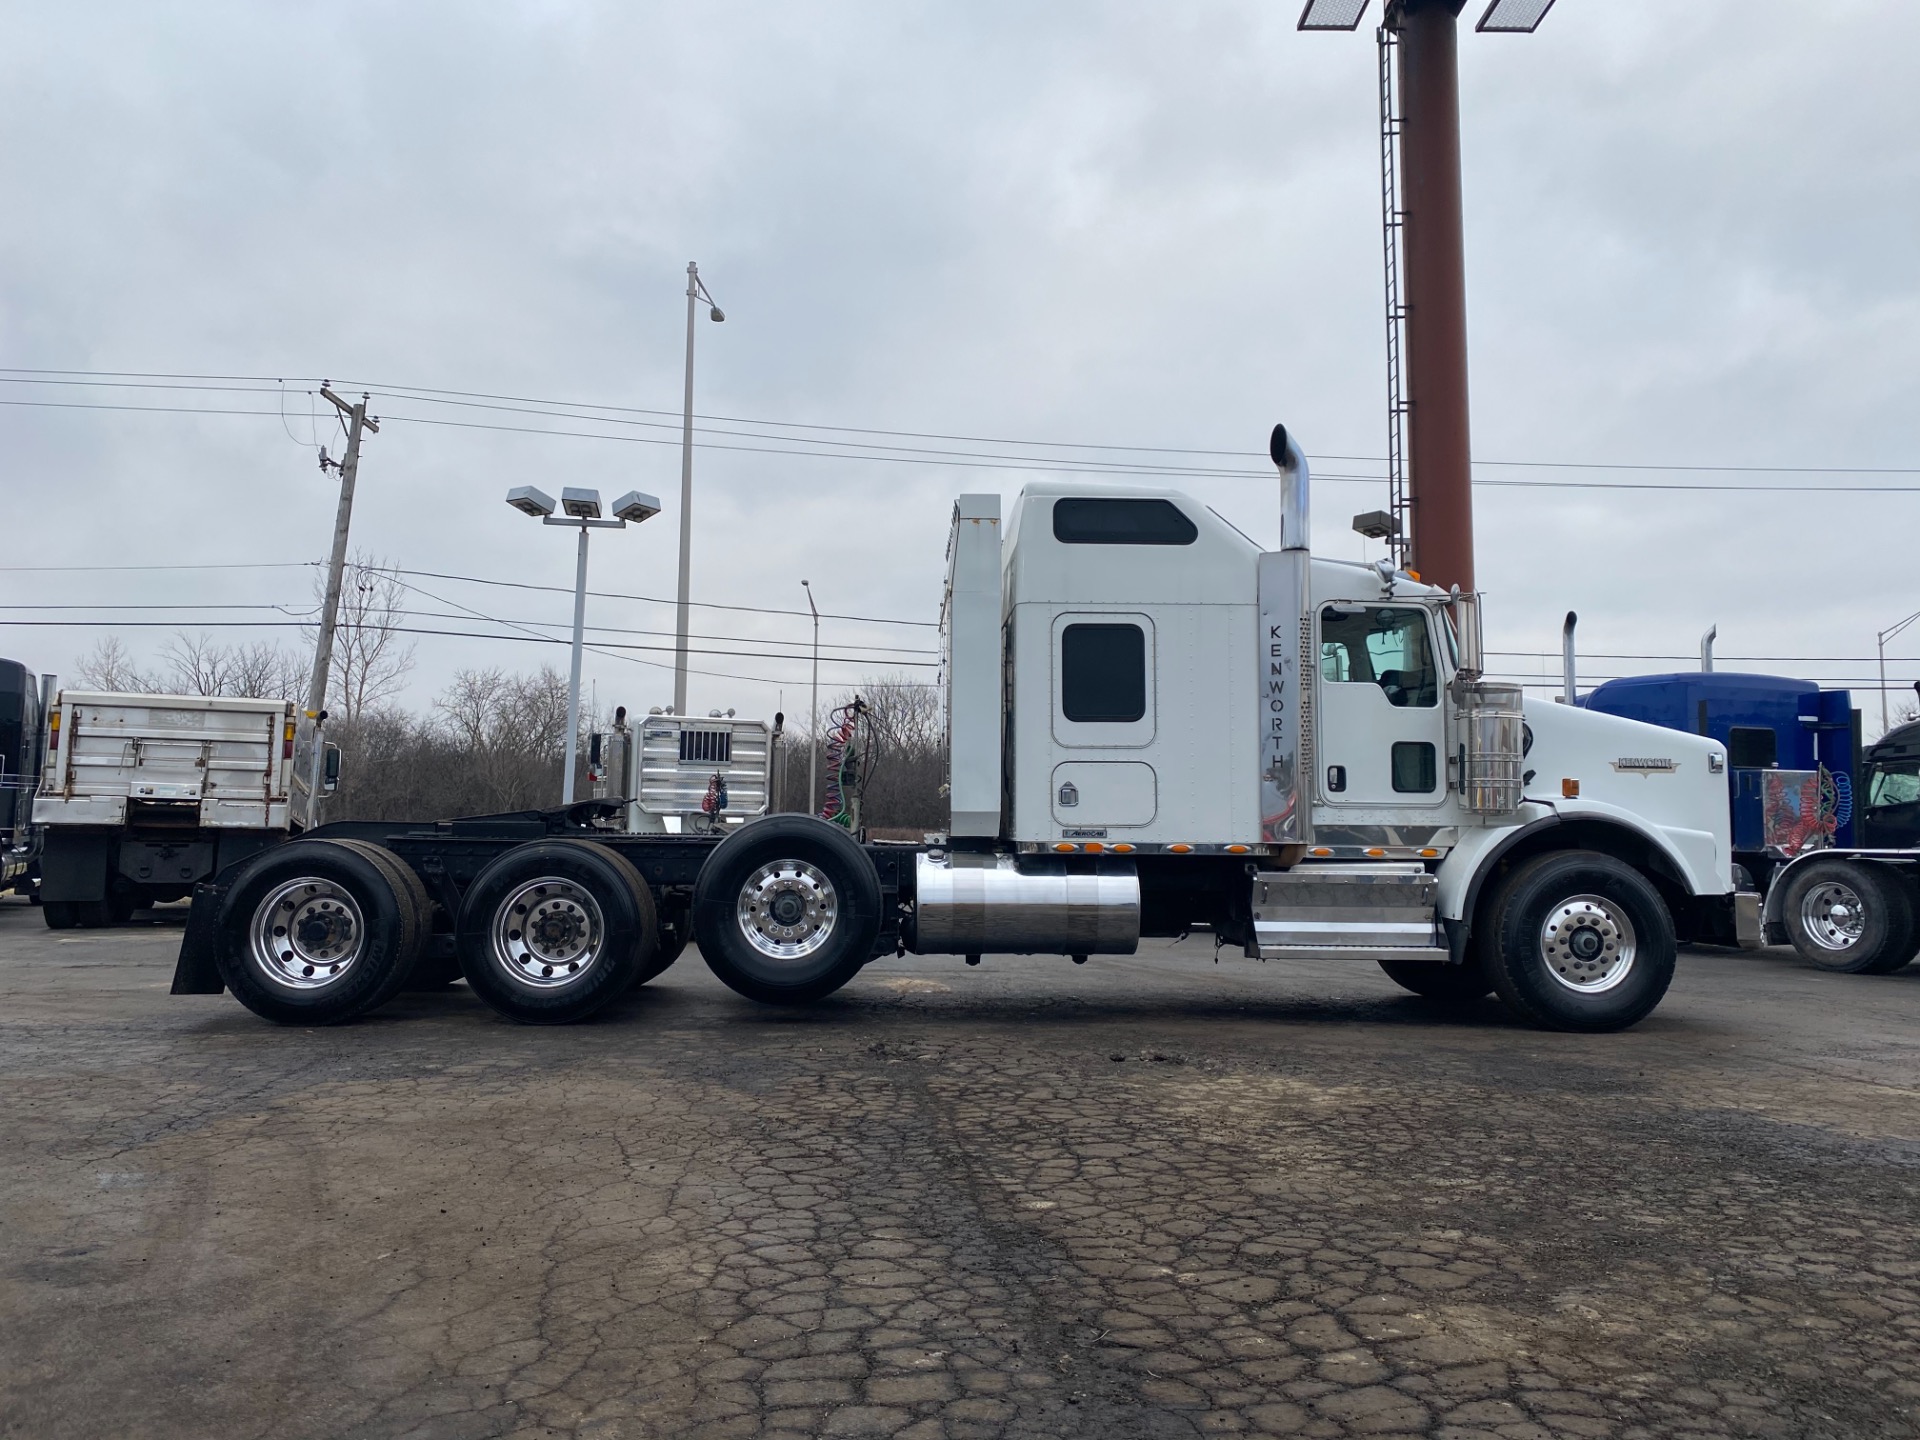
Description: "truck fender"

(1440, 806), (1703, 933)
(170, 880), (228, 995)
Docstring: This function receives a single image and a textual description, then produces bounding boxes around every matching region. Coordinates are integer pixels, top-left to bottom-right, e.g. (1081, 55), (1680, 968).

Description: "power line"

(3, 371), (1915, 490)
(10, 368), (1917, 475)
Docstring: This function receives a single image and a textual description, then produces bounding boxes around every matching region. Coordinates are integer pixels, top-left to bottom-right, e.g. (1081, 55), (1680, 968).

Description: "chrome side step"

(1247, 862), (1446, 963)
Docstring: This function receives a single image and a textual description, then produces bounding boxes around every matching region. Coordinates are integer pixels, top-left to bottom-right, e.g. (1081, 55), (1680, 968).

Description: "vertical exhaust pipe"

(1270, 424), (1311, 551)
(1701, 624), (1717, 674)
(1562, 611), (1577, 705)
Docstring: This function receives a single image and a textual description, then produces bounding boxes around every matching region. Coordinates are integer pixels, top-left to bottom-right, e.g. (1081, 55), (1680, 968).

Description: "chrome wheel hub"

(251, 878), (365, 990)
(737, 860), (838, 961)
(493, 878), (605, 987)
(1540, 894), (1636, 994)
(1799, 880), (1866, 953)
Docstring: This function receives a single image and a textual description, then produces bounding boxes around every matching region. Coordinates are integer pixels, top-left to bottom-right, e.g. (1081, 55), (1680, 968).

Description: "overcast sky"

(3, 0), (1916, 733)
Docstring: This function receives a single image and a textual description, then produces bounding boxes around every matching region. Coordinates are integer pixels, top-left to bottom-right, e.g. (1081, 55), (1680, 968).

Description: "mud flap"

(170, 881), (227, 994)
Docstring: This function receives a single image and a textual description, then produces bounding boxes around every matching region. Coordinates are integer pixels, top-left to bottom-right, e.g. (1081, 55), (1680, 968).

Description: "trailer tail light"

(283, 720), (296, 760)
(47, 711), (59, 753)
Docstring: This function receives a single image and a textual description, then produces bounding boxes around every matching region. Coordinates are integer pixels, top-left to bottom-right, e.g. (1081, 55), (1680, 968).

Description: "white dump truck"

(172, 426), (1751, 1030)
(35, 690), (316, 927)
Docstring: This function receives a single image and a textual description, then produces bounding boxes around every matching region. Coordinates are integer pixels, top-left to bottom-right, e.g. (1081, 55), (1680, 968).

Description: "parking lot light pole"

(802, 579), (820, 815)
(507, 485), (661, 805)
(674, 262), (726, 719)
(1877, 608), (1920, 734)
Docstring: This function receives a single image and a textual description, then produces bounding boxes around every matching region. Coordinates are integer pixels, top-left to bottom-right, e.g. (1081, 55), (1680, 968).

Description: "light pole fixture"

(802, 579), (820, 817)
(505, 484), (661, 805)
(1298, 0), (1558, 593)
(1878, 608), (1920, 734)
(674, 260), (726, 721)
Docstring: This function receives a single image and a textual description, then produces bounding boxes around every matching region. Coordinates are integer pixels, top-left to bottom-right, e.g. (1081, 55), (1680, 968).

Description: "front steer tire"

(213, 838), (425, 1025)
(456, 840), (656, 1025)
(1479, 850), (1676, 1033)
(1780, 857), (1915, 974)
(693, 815), (882, 1005)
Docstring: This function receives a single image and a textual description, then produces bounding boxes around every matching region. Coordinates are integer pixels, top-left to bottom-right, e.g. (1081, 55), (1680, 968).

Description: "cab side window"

(1320, 606), (1437, 708)
(1869, 763), (1920, 808)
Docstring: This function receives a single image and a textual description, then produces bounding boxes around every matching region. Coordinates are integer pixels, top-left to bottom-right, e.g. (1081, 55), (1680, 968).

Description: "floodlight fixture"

(1297, 0), (1369, 30)
(506, 485), (556, 518)
(1352, 510), (1400, 541)
(561, 487), (603, 520)
(611, 489), (662, 524)
(1476, 0), (1556, 32)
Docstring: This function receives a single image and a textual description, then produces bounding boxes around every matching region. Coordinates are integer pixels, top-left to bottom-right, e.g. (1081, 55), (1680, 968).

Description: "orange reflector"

(1168, 843), (1192, 854)
(1053, 842), (1077, 853)
(1311, 846), (1331, 857)
(1420, 847), (1439, 858)
(1562, 778), (1580, 799)
(1226, 844), (1250, 855)
(1406, 568), (1422, 580)
(1366, 847), (1385, 858)
(1111, 843), (1134, 854)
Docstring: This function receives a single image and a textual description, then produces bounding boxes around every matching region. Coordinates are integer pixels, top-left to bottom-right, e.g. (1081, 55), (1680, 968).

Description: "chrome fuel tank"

(910, 852), (1140, 955)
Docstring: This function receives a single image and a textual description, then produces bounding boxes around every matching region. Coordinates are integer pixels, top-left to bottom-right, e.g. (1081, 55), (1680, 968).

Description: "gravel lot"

(3, 895), (1919, 1440)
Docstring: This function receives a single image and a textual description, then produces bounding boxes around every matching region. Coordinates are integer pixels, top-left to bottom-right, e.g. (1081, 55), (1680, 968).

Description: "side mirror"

(322, 742), (342, 794)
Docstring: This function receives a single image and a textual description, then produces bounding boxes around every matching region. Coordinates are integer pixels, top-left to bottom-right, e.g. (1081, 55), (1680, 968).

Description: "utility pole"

(304, 384), (377, 828)
(674, 261), (725, 716)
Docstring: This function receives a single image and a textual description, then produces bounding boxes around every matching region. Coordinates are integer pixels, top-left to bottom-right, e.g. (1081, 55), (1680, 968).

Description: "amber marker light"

(1111, 843), (1134, 854)
(1226, 844), (1251, 855)
(1562, 778), (1580, 799)
(1311, 846), (1332, 857)
(1420, 848), (1439, 858)
(1082, 842), (1104, 854)
(1053, 842), (1077, 853)
(1168, 843), (1193, 854)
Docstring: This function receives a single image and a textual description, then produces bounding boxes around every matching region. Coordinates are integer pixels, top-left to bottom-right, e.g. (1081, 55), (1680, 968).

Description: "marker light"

(1562, 778), (1580, 798)
(1168, 843), (1193, 854)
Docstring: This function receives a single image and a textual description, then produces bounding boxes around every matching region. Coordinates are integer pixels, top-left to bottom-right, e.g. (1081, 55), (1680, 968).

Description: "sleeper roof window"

(1053, 497), (1198, 546)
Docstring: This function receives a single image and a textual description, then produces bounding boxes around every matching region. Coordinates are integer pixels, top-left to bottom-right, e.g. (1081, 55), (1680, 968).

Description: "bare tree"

(225, 641), (309, 702)
(157, 633), (234, 696)
(432, 665), (571, 812)
(316, 552), (416, 722)
(72, 636), (155, 692)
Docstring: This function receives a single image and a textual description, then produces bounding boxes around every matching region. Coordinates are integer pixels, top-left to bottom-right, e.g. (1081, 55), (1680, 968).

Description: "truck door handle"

(1326, 765), (1346, 793)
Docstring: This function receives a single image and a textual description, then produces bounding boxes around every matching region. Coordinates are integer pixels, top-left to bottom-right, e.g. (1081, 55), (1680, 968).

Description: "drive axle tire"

(1378, 957), (1492, 1003)
(43, 901), (78, 930)
(456, 840), (655, 1025)
(693, 815), (882, 1005)
(631, 908), (690, 989)
(1781, 857), (1914, 974)
(214, 838), (425, 1025)
(1480, 850), (1676, 1033)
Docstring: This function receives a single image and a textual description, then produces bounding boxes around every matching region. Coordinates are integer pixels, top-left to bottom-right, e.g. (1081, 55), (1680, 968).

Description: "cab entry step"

(1248, 862), (1446, 962)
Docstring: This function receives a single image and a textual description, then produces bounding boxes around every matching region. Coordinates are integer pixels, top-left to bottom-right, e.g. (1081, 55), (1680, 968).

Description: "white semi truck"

(172, 427), (1752, 1031)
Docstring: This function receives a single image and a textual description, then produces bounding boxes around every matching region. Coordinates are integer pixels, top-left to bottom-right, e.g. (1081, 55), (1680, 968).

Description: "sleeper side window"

(1061, 623), (1146, 723)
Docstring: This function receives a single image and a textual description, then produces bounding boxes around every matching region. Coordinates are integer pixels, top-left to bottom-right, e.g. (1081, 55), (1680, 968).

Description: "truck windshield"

(1320, 606), (1438, 708)
(1869, 761), (1920, 809)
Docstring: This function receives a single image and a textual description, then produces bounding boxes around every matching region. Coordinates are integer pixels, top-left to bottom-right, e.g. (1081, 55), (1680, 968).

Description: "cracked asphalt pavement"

(4, 896), (1920, 1439)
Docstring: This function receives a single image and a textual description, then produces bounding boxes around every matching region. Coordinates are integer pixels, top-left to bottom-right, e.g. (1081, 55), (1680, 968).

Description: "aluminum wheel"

(1797, 879), (1866, 954)
(250, 877), (366, 990)
(492, 877), (606, 988)
(1539, 893), (1637, 994)
(736, 860), (839, 962)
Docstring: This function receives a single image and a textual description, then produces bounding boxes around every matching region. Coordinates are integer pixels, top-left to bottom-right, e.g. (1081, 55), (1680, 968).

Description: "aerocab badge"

(1611, 757), (1678, 774)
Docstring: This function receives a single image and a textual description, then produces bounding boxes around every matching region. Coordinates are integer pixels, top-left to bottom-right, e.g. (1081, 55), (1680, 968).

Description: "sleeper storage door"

(1048, 613), (1159, 832)
(1315, 604), (1445, 809)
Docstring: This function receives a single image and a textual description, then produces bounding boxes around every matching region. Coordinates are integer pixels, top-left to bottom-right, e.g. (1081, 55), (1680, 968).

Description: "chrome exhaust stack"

(1258, 424), (1313, 849)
